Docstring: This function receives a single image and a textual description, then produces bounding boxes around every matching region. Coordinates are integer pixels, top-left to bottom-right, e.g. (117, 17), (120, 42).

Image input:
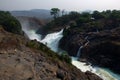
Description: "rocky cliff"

(0, 26), (102, 80)
(59, 27), (120, 74)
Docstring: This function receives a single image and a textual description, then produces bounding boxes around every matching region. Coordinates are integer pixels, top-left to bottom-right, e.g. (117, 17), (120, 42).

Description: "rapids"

(22, 27), (120, 80)
(40, 29), (63, 52)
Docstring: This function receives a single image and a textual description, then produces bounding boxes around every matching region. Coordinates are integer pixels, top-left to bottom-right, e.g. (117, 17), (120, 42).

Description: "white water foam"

(22, 27), (119, 80)
(40, 29), (63, 52)
(71, 57), (94, 72)
(71, 57), (118, 80)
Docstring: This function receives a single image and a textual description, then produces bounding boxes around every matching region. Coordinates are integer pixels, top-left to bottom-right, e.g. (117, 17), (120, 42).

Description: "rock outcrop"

(59, 27), (120, 74)
(81, 27), (120, 74)
(0, 27), (102, 80)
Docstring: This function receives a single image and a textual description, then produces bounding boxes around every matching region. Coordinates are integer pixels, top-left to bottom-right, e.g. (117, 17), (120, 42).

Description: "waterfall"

(18, 16), (120, 80)
(76, 46), (83, 58)
(40, 29), (63, 52)
(72, 57), (93, 72)
(74, 36), (120, 80)
(72, 57), (119, 80)
(76, 36), (89, 58)
(96, 29), (99, 33)
(19, 20), (119, 80)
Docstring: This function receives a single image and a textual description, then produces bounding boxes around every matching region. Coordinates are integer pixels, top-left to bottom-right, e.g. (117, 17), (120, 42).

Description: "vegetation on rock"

(37, 9), (120, 74)
(26, 40), (72, 64)
(0, 11), (23, 35)
(50, 8), (60, 19)
(0, 10), (102, 80)
(37, 10), (120, 35)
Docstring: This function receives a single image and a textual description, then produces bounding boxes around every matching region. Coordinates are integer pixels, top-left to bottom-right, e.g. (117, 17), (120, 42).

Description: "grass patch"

(26, 40), (71, 64)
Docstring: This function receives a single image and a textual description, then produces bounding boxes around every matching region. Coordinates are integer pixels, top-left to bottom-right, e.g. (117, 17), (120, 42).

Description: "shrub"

(26, 40), (71, 64)
(59, 52), (71, 64)
(0, 11), (22, 35)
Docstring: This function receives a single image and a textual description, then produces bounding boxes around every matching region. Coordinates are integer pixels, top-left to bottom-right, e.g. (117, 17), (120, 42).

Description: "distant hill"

(10, 9), (52, 19)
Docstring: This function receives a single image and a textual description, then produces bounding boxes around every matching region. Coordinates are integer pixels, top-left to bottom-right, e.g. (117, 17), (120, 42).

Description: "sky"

(0, 0), (120, 11)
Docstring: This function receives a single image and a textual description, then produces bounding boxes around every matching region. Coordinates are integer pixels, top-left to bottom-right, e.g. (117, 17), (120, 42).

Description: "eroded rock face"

(59, 28), (87, 56)
(0, 27), (102, 80)
(81, 29), (120, 74)
(80, 28), (120, 74)
(59, 27), (120, 74)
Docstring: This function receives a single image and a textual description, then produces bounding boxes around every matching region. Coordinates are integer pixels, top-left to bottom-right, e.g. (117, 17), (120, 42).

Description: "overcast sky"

(0, 0), (120, 11)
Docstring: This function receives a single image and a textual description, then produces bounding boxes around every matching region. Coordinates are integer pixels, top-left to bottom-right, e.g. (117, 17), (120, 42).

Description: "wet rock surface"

(59, 27), (120, 74)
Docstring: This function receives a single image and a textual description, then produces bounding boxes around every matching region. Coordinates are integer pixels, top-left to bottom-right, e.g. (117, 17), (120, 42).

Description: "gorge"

(20, 18), (120, 80)
(15, 9), (120, 79)
(1, 0), (120, 79)
(0, 11), (103, 80)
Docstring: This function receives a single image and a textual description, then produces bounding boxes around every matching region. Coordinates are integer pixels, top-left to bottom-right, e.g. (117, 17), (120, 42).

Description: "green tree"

(50, 8), (60, 19)
(69, 11), (80, 20)
(101, 10), (112, 18)
(110, 10), (120, 20)
(0, 11), (22, 35)
(92, 11), (104, 19)
(59, 52), (71, 64)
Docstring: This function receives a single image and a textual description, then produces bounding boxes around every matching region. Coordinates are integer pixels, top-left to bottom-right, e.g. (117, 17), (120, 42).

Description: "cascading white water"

(40, 29), (63, 52)
(76, 46), (83, 58)
(21, 24), (120, 80)
(77, 36), (89, 58)
(74, 37), (120, 80)
(72, 57), (119, 80)
(72, 57), (94, 72)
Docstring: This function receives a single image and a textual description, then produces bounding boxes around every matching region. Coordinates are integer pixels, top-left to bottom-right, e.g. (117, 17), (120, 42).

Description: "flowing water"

(22, 27), (120, 80)
(72, 57), (120, 80)
(40, 29), (63, 52)
(76, 46), (83, 57)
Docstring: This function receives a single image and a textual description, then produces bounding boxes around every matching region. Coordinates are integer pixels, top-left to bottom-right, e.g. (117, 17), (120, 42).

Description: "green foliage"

(110, 10), (120, 20)
(37, 9), (120, 35)
(50, 8), (60, 19)
(26, 40), (71, 64)
(0, 11), (22, 35)
(69, 11), (81, 20)
(101, 10), (112, 18)
(26, 40), (39, 48)
(92, 11), (105, 19)
(59, 52), (71, 64)
(63, 28), (70, 37)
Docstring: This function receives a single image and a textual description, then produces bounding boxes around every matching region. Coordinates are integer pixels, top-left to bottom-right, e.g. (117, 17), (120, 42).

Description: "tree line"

(48, 8), (120, 32)
(0, 11), (23, 35)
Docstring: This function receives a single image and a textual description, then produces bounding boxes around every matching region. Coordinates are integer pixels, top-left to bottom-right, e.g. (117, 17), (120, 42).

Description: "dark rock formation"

(0, 27), (102, 80)
(81, 27), (120, 74)
(59, 28), (87, 56)
(59, 27), (120, 74)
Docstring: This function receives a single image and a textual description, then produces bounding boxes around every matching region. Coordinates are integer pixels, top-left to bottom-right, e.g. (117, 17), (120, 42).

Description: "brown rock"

(0, 28), (102, 80)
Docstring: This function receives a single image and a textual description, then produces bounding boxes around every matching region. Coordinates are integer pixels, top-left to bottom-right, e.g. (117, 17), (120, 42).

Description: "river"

(22, 27), (120, 80)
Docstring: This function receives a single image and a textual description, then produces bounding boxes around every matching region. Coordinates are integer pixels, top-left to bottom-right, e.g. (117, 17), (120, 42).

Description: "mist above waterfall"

(18, 17), (120, 80)
(18, 17), (42, 41)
